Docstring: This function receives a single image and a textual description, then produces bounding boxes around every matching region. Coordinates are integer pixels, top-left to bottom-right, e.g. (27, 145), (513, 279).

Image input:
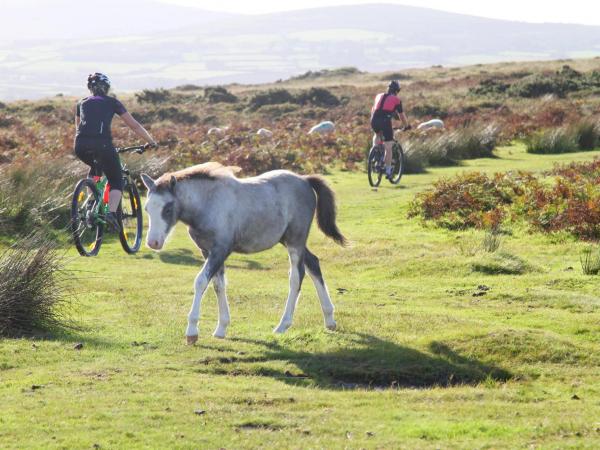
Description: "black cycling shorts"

(74, 136), (123, 191)
(370, 115), (394, 141)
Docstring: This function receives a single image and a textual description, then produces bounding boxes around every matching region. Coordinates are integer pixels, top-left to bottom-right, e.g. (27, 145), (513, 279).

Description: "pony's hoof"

(186, 335), (198, 345)
(326, 321), (337, 331)
(213, 329), (227, 339)
(273, 323), (290, 334)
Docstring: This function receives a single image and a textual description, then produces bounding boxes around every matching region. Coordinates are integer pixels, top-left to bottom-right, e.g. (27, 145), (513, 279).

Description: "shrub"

(154, 106), (198, 124)
(176, 84), (202, 91)
(0, 233), (74, 337)
(469, 79), (510, 96)
(408, 171), (527, 230)
(0, 115), (16, 128)
(290, 67), (361, 80)
(256, 103), (299, 117)
(135, 88), (172, 104)
(410, 160), (600, 241)
(247, 89), (295, 111)
(204, 86), (238, 104)
(296, 88), (340, 107)
(382, 72), (412, 81)
(508, 65), (598, 98)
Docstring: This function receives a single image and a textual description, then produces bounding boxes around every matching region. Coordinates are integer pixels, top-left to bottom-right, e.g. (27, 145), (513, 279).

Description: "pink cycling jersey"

(371, 93), (403, 115)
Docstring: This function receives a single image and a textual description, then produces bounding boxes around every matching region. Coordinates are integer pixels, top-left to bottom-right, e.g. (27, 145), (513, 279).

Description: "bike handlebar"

(116, 139), (177, 154)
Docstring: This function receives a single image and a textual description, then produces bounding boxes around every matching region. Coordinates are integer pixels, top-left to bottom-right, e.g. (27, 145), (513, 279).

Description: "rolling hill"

(1, 3), (600, 100)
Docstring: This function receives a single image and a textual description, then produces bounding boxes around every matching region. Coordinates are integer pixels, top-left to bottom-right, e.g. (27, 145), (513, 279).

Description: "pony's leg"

(305, 248), (336, 331)
(211, 264), (230, 339)
(274, 246), (305, 334)
(186, 249), (228, 345)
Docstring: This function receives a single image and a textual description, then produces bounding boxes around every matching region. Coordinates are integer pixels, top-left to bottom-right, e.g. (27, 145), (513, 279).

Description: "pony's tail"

(305, 175), (348, 247)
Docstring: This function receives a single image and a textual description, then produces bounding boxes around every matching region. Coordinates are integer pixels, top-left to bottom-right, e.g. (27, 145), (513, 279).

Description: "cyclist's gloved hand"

(144, 141), (159, 150)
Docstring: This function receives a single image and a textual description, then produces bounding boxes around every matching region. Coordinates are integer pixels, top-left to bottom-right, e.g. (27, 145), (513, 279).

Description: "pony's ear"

(169, 175), (177, 192)
(141, 173), (156, 192)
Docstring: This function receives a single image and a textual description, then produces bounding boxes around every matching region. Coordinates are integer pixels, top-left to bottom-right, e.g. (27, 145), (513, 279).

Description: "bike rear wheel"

(71, 179), (103, 257)
(367, 145), (384, 187)
(119, 180), (143, 254)
(388, 142), (405, 185)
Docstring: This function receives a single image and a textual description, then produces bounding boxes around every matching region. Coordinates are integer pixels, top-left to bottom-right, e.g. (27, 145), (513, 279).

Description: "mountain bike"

(367, 130), (405, 187)
(70, 143), (152, 257)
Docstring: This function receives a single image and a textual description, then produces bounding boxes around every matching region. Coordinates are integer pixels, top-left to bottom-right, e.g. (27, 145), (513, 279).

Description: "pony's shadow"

(152, 248), (268, 270)
(157, 248), (202, 266)
(196, 332), (512, 390)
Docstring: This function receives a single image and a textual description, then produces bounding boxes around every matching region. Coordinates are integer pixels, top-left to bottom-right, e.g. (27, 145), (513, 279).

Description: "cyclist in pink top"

(370, 80), (411, 179)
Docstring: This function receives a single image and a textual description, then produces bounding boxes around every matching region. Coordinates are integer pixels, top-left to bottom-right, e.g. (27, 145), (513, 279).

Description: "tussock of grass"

(580, 246), (600, 275)
(447, 330), (600, 366)
(402, 124), (499, 173)
(0, 233), (74, 337)
(471, 252), (531, 275)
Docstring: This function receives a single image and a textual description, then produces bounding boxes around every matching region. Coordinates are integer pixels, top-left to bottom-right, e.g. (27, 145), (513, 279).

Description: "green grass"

(1, 144), (600, 448)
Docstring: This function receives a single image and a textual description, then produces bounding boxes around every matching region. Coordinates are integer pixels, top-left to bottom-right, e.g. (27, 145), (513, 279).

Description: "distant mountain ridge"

(1, 2), (600, 100)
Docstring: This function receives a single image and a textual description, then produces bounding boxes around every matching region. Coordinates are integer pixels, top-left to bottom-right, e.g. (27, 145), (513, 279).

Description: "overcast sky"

(158, 0), (600, 26)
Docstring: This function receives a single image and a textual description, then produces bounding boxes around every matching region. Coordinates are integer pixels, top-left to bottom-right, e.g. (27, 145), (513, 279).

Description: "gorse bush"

(0, 233), (74, 337)
(247, 89), (296, 111)
(247, 88), (341, 111)
(508, 65), (600, 98)
(295, 88), (341, 107)
(135, 88), (172, 104)
(204, 86), (238, 104)
(469, 79), (510, 96)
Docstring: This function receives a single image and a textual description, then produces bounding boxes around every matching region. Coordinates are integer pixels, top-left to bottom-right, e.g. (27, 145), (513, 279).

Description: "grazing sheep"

(417, 119), (445, 131)
(308, 121), (335, 135)
(207, 127), (226, 137)
(257, 128), (273, 139)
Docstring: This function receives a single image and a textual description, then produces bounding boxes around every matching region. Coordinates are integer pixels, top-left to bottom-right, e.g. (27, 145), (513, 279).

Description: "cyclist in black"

(74, 73), (156, 230)
(370, 80), (411, 179)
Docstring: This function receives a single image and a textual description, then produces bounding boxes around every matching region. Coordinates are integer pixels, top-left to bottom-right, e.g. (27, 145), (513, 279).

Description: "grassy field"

(1, 144), (600, 449)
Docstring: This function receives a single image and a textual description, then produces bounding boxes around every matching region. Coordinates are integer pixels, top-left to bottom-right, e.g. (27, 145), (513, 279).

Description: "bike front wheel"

(119, 180), (143, 254)
(71, 179), (103, 257)
(367, 145), (384, 187)
(388, 142), (405, 185)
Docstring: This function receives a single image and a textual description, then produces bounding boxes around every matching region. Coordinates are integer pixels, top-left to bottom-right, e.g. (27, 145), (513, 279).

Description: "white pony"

(141, 163), (347, 344)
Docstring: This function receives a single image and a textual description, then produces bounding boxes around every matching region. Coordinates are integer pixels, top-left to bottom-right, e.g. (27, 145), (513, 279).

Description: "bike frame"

(81, 146), (143, 226)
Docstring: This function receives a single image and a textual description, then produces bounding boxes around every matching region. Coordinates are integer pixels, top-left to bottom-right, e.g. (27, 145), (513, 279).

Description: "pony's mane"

(155, 162), (241, 187)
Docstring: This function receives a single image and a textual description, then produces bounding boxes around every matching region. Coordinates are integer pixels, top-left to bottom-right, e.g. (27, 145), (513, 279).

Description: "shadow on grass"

(151, 248), (268, 270)
(195, 332), (511, 390)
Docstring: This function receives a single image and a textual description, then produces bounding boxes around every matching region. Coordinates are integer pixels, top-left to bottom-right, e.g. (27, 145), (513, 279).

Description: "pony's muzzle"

(147, 239), (164, 250)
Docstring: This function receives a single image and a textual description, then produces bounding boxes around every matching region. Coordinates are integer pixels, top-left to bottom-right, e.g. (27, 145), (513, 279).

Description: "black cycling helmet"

(87, 72), (111, 95)
(387, 80), (401, 94)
